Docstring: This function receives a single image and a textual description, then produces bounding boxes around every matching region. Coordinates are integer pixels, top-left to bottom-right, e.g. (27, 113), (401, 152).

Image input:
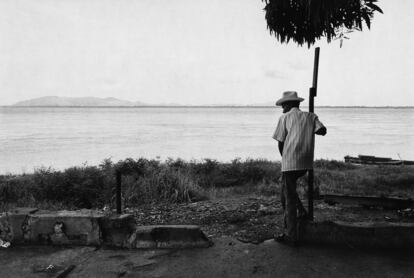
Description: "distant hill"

(12, 96), (146, 107)
(11, 97), (413, 108)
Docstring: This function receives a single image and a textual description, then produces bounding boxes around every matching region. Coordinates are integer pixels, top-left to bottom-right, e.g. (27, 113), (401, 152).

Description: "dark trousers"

(281, 170), (307, 241)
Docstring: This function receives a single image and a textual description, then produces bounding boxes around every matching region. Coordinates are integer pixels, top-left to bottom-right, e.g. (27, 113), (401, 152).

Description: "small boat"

(344, 155), (414, 166)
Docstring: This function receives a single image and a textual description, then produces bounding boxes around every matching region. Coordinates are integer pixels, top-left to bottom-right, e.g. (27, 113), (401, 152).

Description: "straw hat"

(275, 91), (304, 106)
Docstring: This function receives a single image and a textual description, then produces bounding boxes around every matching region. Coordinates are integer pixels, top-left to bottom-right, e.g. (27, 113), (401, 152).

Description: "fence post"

(116, 171), (122, 214)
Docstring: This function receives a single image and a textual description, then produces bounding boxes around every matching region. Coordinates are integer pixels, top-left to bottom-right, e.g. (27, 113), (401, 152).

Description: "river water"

(1, 107), (413, 174)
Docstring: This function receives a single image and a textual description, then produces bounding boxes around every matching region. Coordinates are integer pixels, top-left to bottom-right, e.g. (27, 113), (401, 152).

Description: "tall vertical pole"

(116, 171), (122, 214)
(308, 47), (320, 220)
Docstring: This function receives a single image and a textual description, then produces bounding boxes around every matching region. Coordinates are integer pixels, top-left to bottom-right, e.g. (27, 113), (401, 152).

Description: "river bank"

(1, 158), (413, 212)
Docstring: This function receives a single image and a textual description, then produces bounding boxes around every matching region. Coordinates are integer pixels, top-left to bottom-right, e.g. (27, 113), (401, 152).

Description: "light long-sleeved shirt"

(273, 107), (324, 172)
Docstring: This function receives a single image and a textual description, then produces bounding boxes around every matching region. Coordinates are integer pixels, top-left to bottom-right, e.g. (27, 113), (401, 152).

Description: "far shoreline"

(2, 105), (414, 109)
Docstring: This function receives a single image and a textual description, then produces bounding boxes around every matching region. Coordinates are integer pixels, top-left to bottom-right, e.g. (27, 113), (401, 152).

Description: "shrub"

(1, 158), (413, 210)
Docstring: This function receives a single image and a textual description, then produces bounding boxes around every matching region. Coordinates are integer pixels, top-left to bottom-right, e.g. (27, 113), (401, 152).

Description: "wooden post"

(116, 171), (122, 214)
(308, 47), (320, 220)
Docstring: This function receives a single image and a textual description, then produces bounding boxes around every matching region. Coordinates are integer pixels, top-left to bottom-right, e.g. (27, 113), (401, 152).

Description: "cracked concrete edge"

(0, 209), (105, 246)
(302, 220), (414, 249)
(0, 209), (213, 249)
(0, 208), (39, 243)
(123, 225), (213, 249)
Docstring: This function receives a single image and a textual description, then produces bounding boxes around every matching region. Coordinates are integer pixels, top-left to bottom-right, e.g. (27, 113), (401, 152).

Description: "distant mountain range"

(12, 96), (147, 107)
(10, 96), (413, 108)
(12, 96), (269, 107)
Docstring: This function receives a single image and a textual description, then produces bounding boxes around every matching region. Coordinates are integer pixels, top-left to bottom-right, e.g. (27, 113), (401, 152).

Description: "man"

(272, 91), (327, 246)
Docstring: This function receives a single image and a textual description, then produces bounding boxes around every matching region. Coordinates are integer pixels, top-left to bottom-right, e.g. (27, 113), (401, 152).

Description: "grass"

(0, 158), (413, 211)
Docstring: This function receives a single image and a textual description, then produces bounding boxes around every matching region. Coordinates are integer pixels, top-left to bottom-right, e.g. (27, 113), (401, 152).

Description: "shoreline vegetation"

(1, 158), (413, 211)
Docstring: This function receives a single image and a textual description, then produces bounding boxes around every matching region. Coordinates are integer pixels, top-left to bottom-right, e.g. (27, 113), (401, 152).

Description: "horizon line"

(2, 105), (414, 108)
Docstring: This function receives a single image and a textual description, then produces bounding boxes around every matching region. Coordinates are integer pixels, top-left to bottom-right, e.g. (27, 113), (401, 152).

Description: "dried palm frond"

(263, 0), (383, 47)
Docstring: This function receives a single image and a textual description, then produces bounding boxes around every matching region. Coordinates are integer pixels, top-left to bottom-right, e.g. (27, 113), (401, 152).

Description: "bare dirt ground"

(131, 194), (414, 244)
(1, 194), (413, 277)
(1, 237), (413, 278)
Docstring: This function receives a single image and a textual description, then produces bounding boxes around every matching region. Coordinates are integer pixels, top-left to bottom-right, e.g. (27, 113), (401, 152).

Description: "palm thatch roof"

(263, 0), (383, 47)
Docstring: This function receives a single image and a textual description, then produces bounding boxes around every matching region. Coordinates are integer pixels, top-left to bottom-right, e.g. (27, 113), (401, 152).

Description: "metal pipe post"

(308, 47), (320, 220)
(116, 171), (122, 214)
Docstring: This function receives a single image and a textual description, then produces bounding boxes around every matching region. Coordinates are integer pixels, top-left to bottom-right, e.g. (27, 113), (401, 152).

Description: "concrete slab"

(1, 209), (213, 250)
(99, 214), (135, 247)
(8, 208), (39, 215)
(0, 214), (13, 242)
(22, 210), (104, 246)
(125, 225), (213, 249)
(3, 207), (413, 251)
(302, 220), (414, 248)
(0, 208), (38, 243)
(322, 194), (414, 209)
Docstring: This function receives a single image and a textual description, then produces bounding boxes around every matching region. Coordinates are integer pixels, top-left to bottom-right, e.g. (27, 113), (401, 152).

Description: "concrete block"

(302, 221), (414, 248)
(0, 208), (38, 243)
(2, 209), (213, 250)
(8, 207), (38, 215)
(0, 214), (13, 242)
(99, 214), (136, 247)
(322, 194), (413, 209)
(22, 210), (104, 246)
(125, 225), (213, 249)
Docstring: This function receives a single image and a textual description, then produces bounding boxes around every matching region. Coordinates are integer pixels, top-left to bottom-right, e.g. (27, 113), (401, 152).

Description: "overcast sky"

(0, 0), (413, 106)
